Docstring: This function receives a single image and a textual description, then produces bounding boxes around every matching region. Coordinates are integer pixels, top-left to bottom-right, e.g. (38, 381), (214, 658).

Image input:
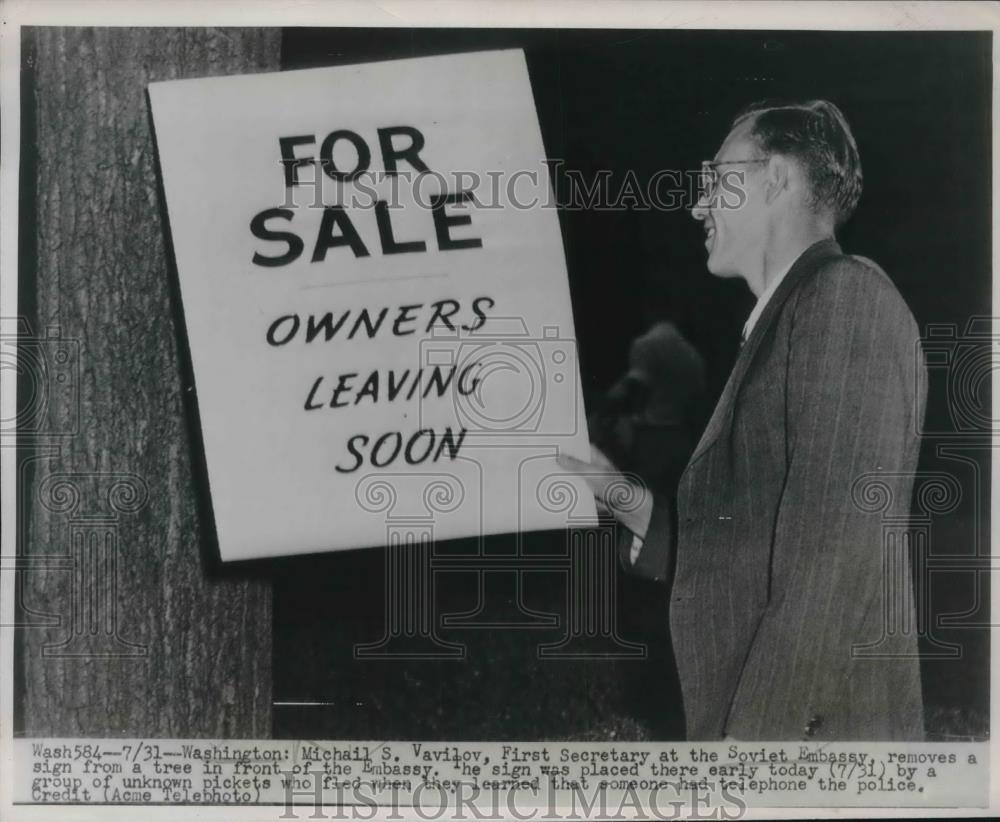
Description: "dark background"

(264, 29), (993, 741)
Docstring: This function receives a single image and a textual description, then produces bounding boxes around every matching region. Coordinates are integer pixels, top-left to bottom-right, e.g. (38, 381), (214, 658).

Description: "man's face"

(692, 119), (769, 279)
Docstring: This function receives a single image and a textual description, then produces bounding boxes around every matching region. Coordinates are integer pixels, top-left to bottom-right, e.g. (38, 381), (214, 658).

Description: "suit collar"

(686, 238), (842, 467)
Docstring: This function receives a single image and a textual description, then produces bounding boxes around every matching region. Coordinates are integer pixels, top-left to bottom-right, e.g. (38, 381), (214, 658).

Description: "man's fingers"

(578, 472), (611, 498)
(558, 450), (636, 521)
(555, 453), (589, 472)
(557, 452), (609, 476)
(561, 461), (649, 535)
(589, 444), (618, 472)
(594, 497), (613, 518)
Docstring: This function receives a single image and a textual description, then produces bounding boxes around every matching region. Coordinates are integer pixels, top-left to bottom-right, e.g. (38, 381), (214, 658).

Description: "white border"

(0, 0), (997, 29)
(1, 1), (998, 820)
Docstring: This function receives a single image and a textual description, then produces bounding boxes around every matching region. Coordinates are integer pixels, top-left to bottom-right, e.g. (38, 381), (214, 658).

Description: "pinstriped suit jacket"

(634, 238), (926, 740)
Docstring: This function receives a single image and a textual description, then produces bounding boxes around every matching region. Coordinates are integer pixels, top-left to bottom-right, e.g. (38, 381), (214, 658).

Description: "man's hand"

(557, 445), (653, 540)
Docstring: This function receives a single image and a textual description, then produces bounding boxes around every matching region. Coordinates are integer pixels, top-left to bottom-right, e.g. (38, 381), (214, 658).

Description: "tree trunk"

(19, 27), (280, 738)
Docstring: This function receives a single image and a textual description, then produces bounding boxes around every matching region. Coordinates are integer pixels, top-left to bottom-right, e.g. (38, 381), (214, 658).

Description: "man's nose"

(691, 195), (709, 221)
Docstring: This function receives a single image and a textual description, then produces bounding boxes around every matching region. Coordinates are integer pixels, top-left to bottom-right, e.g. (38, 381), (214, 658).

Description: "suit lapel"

(686, 238), (842, 467)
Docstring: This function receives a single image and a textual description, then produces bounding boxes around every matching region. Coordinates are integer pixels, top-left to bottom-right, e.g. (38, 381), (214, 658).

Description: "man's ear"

(764, 156), (791, 205)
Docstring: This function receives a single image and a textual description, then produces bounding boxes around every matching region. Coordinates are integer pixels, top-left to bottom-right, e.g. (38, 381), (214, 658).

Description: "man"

(588, 321), (705, 497)
(561, 100), (926, 740)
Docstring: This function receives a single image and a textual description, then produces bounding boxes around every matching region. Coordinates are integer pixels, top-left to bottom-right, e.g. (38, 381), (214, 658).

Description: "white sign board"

(149, 49), (595, 560)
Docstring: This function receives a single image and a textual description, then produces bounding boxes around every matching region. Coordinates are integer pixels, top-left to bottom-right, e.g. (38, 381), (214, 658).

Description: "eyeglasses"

(698, 158), (769, 204)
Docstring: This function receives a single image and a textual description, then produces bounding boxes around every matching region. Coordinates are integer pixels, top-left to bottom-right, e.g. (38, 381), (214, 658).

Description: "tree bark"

(20, 27), (280, 738)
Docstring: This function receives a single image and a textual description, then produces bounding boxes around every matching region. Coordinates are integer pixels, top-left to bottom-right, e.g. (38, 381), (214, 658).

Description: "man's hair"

(733, 99), (863, 225)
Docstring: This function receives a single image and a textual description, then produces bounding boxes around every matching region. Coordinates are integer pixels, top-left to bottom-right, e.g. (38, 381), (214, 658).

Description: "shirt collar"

(741, 257), (796, 343)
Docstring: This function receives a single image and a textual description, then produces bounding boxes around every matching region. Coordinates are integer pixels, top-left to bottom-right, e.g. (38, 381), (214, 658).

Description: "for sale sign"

(149, 49), (594, 560)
